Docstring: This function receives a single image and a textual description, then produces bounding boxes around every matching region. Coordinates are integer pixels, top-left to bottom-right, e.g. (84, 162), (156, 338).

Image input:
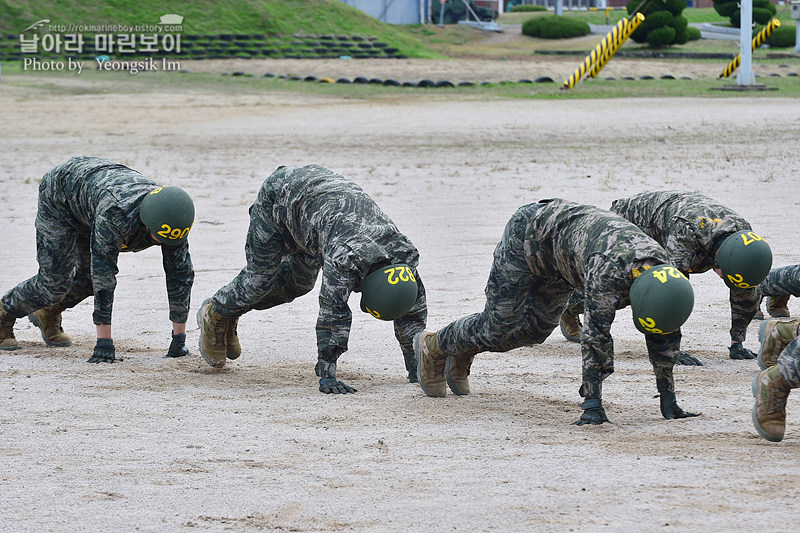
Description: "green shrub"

(686, 25), (701, 41)
(664, 0), (687, 16)
(510, 5), (547, 12)
(715, 0), (775, 27)
(766, 24), (796, 48)
(714, 0), (738, 18)
(521, 15), (590, 39)
(648, 26), (676, 47)
(670, 14), (688, 32)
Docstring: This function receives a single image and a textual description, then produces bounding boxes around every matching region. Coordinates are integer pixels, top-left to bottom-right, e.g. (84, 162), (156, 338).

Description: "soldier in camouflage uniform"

(196, 165), (426, 395)
(0, 156), (195, 363)
(414, 199), (696, 425)
(754, 265), (800, 319)
(560, 191), (772, 364)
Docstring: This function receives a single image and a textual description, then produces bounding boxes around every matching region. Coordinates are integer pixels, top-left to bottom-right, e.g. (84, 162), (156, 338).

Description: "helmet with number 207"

(139, 186), (195, 246)
(630, 264), (694, 335)
(360, 264), (418, 321)
(714, 230), (772, 290)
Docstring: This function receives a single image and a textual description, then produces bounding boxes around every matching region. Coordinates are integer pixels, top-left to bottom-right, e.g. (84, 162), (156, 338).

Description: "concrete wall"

(338, 0), (429, 24)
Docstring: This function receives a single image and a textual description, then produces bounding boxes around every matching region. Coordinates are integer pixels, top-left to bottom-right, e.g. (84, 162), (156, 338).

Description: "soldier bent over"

(0, 156), (195, 363)
(414, 199), (695, 425)
(560, 191), (771, 364)
(196, 165), (426, 395)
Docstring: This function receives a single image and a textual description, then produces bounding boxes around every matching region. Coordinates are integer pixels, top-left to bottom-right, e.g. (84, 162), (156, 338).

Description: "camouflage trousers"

(760, 265), (800, 298)
(437, 205), (574, 358)
(211, 206), (320, 318)
(2, 178), (94, 319)
(778, 337), (800, 388)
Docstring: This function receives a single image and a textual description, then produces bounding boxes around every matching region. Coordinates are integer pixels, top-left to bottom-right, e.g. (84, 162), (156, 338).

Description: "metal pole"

(737, 0), (756, 85)
(795, 22), (800, 53)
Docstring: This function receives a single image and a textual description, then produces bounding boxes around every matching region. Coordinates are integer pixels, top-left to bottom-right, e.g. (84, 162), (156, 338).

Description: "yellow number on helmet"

(384, 267), (399, 285)
(365, 306), (381, 319)
(405, 267), (416, 283)
(726, 273), (752, 288)
(653, 270), (668, 284)
(638, 317), (663, 334)
(157, 223), (173, 238)
(740, 232), (764, 246)
(149, 187), (163, 195)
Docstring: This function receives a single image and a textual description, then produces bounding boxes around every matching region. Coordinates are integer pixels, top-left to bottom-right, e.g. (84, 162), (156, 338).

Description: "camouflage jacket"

(40, 156), (194, 324)
(610, 190), (757, 341)
(524, 199), (671, 387)
(258, 165), (426, 372)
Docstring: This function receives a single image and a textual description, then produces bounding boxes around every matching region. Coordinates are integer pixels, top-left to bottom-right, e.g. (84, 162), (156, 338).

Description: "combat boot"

(196, 298), (229, 368)
(0, 304), (19, 351)
(28, 305), (72, 347)
(414, 331), (446, 397)
(752, 365), (792, 442)
(559, 312), (582, 343)
(446, 352), (475, 395)
(226, 316), (241, 360)
(767, 294), (791, 318)
(757, 318), (800, 370)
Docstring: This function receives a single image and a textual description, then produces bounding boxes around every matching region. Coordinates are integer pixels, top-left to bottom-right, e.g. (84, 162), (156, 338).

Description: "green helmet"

(139, 186), (195, 246)
(714, 230), (772, 290)
(630, 264), (694, 335)
(359, 264), (418, 321)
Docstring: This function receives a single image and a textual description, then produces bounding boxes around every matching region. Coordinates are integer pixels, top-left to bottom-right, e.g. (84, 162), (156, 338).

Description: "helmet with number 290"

(360, 264), (418, 321)
(714, 230), (772, 290)
(630, 264), (694, 335)
(139, 186), (195, 246)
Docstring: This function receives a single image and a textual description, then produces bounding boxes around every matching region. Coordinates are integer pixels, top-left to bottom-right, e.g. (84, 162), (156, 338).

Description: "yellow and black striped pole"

(720, 18), (781, 78)
(562, 17), (629, 90)
(588, 13), (645, 78)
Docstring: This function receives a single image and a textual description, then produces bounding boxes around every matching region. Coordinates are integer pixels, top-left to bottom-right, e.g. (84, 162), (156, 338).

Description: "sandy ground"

(2, 64), (800, 532)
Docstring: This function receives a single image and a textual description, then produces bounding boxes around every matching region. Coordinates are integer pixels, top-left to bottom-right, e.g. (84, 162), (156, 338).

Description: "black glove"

(658, 391), (700, 419)
(675, 350), (703, 366)
(571, 398), (611, 426)
(319, 377), (357, 394)
(729, 343), (756, 360)
(88, 338), (115, 364)
(165, 332), (189, 358)
(408, 370), (418, 383)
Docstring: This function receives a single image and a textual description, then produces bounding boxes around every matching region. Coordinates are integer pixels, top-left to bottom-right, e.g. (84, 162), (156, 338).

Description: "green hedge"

(522, 15), (590, 39)
(714, 0), (776, 27)
(510, 4), (547, 11)
(766, 24), (796, 48)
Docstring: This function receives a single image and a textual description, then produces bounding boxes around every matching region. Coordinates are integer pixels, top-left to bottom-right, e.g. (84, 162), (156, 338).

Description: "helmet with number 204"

(714, 230), (772, 290)
(630, 264), (694, 335)
(360, 264), (418, 321)
(139, 186), (195, 246)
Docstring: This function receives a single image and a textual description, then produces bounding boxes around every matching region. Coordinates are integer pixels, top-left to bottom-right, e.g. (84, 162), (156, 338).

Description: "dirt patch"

(1, 72), (800, 532)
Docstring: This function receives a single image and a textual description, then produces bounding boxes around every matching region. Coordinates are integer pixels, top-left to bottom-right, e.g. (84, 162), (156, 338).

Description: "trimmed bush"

(664, 0), (687, 16)
(686, 26), (701, 41)
(715, 0), (775, 27)
(510, 4), (547, 11)
(648, 26), (676, 47)
(766, 24), (796, 48)
(627, 0), (692, 48)
(522, 15), (590, 39)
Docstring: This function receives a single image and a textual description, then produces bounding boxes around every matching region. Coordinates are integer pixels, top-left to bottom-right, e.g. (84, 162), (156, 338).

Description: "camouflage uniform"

(436, 199), (679, 403)
(777, 337), (800, 387)
(210, 165), (427, 380)
(759, 265), (800, 300)
(564, 191), (758, 343)
(1, 156), (193, 325)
